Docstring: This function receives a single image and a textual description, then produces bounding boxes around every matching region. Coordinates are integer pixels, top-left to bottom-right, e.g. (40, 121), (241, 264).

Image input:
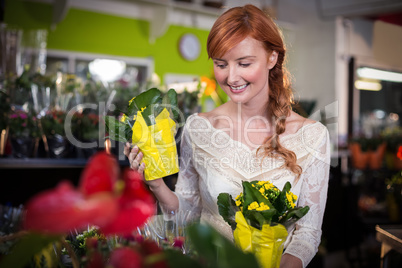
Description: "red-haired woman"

(125, 4), (330, 268)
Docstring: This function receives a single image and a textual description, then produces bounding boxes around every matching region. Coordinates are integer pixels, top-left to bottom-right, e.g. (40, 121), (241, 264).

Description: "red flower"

(108, 247), (143, 268)
(100, 169), (156, 235)
(79, 152), (119, 195)
(139, 240), (169, 268)
(397, 146), (402, 161)
(24, 181), (118, 233)
(24, 152), (155, 235)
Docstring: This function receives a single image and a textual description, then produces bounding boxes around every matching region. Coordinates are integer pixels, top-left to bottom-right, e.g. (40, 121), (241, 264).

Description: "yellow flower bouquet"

(105, 88), (180, 181)
(217, 181), (309, 268)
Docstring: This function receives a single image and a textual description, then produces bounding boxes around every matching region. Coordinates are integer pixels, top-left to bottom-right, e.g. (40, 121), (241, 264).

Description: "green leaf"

(244, 208), (277, 229)
(279, 206), (310, 226)
(133, 88), (162, 110)
(127, 98), (139, 117)
(163, 88), (179, 121)
(217, 193), (239, 231)
(164, 249), (203, 268)
(242, 181), (273, 213)
(0, 232), (61, 268)
(104, 116), (131, 143)
(272, 182), (292, 221)
(186, 223), (260, 268)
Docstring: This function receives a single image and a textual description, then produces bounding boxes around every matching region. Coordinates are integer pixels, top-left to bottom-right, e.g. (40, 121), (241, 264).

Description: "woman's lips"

(229, 83), (248, 93)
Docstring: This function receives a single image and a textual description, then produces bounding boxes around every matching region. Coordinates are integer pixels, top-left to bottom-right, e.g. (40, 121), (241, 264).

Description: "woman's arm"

(280, 253), (303, 268)
(283, 124), (331, 267)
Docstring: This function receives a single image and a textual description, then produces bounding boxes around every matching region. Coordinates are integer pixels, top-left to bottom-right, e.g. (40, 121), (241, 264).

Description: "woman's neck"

(229, 101), (272, 128)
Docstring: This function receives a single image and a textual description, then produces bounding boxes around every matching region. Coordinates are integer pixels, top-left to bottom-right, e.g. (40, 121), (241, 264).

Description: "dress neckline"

(191, 113), (320, 153)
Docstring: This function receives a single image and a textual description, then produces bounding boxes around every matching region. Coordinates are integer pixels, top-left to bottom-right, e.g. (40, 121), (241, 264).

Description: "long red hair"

(207, 4), (302, 177)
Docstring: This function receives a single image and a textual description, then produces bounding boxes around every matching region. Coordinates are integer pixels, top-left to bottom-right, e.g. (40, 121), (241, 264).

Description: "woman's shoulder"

(192, 104), (231, 128)
(285, 111), (327, 136)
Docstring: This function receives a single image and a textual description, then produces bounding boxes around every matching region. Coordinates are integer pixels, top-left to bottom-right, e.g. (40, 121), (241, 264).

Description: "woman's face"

(213, 37), (277, 106)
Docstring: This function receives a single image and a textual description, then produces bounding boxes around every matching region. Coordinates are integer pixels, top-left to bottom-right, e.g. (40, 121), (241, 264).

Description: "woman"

(125, 4), (330, 268)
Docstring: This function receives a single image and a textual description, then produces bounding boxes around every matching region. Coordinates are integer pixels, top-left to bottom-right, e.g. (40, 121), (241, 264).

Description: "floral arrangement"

(8, 110), (38, 138)
(218, 180), (309, 268)
(0, 151), (263, 268)
(105, 87), (181, 181)
(74, 112), (100, 141)
(40, 109), (67, 137)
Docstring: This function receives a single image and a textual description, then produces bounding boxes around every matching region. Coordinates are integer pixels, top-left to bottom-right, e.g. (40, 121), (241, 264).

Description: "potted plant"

(349, 136), (386, 170)
(40, 109), (71, 158)
(74, 111), (101, 158)
(8, 109), (39, 158)
(382, 127), (402, 170)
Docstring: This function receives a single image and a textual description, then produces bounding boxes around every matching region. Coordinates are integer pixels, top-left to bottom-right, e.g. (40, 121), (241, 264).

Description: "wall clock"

(179, 33), (201, 61)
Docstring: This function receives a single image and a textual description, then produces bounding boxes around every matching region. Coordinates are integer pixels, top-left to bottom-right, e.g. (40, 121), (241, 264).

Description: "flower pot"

(47, 134), (70, 158)
(10, 136), (35, 158)
(368, 143), (386, 170)
(349, 143), (369, 170)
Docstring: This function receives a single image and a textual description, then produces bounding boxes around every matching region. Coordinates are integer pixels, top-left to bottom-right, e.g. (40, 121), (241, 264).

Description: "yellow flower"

(236, 200), (242, 207)
(286, 192), (296, 208)
(264, 182), (275, 190)
(259, 188), (265, 194)
(120, 114), (127, 122)
(248, 201), (270, 211)
(248, 201), (259, 210)
(256, 202), (270, 211)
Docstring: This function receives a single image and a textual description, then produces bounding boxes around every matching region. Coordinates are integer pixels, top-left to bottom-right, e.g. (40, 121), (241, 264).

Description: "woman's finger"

(123, 142), (131, 157)
(137, 162), (145, 175)
(128, 146), (139, 163)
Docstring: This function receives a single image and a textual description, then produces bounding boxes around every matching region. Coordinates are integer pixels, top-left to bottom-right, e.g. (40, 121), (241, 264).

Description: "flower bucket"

(47, 134), (70, 158)
(233, 212), (288, 268)
(10, 136), (35, 158)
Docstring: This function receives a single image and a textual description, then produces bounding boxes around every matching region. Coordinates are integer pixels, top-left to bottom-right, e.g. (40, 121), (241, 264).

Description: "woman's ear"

(268, 51), (278, 69)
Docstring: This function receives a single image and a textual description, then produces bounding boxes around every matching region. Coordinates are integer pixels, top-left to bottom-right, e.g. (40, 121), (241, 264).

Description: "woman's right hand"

(123, 142), (164, 190)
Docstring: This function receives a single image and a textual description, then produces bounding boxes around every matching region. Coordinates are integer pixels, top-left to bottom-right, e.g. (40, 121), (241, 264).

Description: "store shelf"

(0, 158), (130, 169)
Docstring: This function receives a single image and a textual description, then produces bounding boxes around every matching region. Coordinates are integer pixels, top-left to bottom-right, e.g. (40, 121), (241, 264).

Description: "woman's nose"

(227, 66), (240, 84)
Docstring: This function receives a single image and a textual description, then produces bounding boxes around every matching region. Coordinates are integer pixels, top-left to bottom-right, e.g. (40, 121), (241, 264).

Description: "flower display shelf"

(0, 158), (129, 169)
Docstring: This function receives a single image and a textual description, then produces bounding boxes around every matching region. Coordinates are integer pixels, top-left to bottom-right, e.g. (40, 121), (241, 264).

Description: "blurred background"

(1, 0), (402, 267)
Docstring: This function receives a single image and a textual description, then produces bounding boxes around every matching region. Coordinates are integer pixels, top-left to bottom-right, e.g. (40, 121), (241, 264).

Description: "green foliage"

(218, 181), (309, 231)
(105, 87), (179, 143)
(1, 223), (260, 268)
(0, 90), (11, 130)
(0, 232), (61, 268)
(104, 115), (132, 143)
(350, 136), (384, 152)
(217, 193), (238, 230)
(8, 110), (39, 138)
(40, 110), (67, 137)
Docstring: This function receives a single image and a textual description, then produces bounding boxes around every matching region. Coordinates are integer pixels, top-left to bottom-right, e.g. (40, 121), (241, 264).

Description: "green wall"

(4, 0), (214, 82)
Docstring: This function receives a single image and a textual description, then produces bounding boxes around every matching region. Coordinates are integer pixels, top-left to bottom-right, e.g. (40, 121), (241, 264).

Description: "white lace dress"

(174, 114), (330, 267)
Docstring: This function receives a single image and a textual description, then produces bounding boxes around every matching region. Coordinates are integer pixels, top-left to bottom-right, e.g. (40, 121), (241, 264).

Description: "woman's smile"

(229, 83), (249, 93)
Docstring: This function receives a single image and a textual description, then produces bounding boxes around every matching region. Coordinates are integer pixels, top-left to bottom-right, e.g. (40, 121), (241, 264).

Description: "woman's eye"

(215, 63), (227, 68)
(239, 63), (250, 67)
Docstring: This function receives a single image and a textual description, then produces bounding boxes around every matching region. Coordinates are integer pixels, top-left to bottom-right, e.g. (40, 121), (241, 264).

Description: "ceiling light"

(89, 59), (126, 82)
(354, 80), (382, 91)
(357, 67), (402, 82)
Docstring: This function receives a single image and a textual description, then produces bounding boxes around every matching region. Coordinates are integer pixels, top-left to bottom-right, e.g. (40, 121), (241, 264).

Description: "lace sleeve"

(173, 122), (202, 220)
(284, 126), (330, 267)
